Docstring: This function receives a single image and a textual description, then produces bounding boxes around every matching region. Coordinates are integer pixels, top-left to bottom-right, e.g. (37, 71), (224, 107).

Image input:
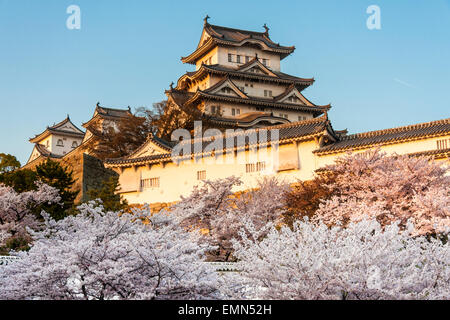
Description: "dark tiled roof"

(315, 118), (450, 155)
(29, 116), (85, 143)
(191, 91), (329, 115)
(207, 112), (289, 128)
(35, 144), (63, 159)
(96, 106), (132, 118)
(205, 24), (293, 51)
(182, 22), (295, 64)
(82, 105), (133, 128)
(105, 115), (334, 166)
(167, 90), (194, 106)
(48, 116), (84, 133)
(200, 64), (314, 87)
(407, 148), (450, 159)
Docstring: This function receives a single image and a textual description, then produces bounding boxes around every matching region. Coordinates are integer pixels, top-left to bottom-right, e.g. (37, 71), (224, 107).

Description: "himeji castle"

(103, 19), (450, 204)
(23, 18), (450, 205)
(166, 16), (329, 129)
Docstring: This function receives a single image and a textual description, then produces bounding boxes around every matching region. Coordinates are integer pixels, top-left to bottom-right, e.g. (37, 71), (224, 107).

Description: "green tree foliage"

(86, 176), (128, 212)
(0, 153), (37, 193)
(0, 168), (37, 193)
(34, 159), (78, 220)
(0, 153), (21, 174)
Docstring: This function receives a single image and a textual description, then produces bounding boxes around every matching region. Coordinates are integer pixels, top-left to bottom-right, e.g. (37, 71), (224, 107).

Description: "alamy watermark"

(170, 121), (281, 171)
(366, 5), (381, 30)
(66, 5), (81, 30)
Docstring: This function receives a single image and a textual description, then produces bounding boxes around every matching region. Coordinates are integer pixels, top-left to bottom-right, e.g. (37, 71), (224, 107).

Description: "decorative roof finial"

(263, 23), (269, 34)
(127, 106), (131, 112)
(170, 82), (174, 90)
(204, 15), (210, 25)
(96, 102), (100, 108)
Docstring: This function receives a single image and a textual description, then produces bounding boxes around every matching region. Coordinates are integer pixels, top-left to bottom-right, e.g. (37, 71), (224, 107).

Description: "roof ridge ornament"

(169, 82), (174, 90)
(203, 15), (210, 26)
(263, 23), (269, 35)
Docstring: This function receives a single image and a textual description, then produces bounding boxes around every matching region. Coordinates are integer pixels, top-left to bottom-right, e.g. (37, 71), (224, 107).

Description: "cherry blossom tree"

(0, 182), (61, 253)
(0, 201), (220, 300)
(171, 176), (288, 261)
(313, 149), (450, 235)
(228, 218), (450, 300)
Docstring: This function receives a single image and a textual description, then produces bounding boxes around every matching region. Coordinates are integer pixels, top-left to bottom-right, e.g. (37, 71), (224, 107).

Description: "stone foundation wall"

(25, 150), (118, 203)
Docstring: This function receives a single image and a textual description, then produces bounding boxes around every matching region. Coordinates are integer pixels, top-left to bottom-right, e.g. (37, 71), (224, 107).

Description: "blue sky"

(0, 0), (449, 164)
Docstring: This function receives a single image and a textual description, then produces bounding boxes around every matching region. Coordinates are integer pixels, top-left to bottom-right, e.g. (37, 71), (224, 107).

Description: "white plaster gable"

(208, 78), (248, 98)
(197, 29), (211, 49)
(278, 88), (313, 106)
(29, 146), (42, 162)
(238, 61), (277, 77)
(57, 121), (83, 133)
(129, 140), (171, 159)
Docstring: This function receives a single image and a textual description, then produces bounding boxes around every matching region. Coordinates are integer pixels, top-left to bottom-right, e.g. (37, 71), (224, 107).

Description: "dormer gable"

(127, 135), (172, 160)
(203, 78), (248, 99)
(29, 116), (85, 144)
(237, 58), (277, 77)
(276, 86), (314, 106)
(197, 27), (212, 49)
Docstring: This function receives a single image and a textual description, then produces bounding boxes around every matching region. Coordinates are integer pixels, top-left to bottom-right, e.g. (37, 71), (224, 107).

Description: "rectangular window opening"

(141, 177), (160, 189)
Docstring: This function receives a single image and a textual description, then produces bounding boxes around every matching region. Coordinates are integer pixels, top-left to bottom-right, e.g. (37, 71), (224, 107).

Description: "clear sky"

(0, 0), (449, 164)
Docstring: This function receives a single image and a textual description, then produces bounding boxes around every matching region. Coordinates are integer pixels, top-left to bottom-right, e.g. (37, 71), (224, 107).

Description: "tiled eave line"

(22, 153), (61, 170)
(181, 38), (294, 64)
(29, 128), (85, 143)
(187, 91), (329, 114)
(177, 66), (314, 90)
(207, 115), (289, 127)
(314, 148), (450, 174)
(407, 147), (450, 159)
(104, 132), (323, 169)
(314, 131), (450, 156)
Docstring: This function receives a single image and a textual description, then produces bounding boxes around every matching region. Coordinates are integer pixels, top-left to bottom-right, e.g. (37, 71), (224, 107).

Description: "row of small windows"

(141, 163), (267, 190)
(436, 139), (449, 150)
(209, 104), (307, 121)
(221, 86), (303, 102)
(246, 161), (266, 173)
(211, 105), (240, 116)
(55, 139), (78, 148)
(264, 90), (273, 97)
(228, 54), (269, 66)
(141, 177), (160, 189)
(210, 105), (221, 114)
(197, 170), (206, 180)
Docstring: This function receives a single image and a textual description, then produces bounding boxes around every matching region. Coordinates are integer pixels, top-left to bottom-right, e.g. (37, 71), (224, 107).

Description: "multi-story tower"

(27, 116), (85, 164)
(82, 103), (133, 143)
(166, 17), (330, 129)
